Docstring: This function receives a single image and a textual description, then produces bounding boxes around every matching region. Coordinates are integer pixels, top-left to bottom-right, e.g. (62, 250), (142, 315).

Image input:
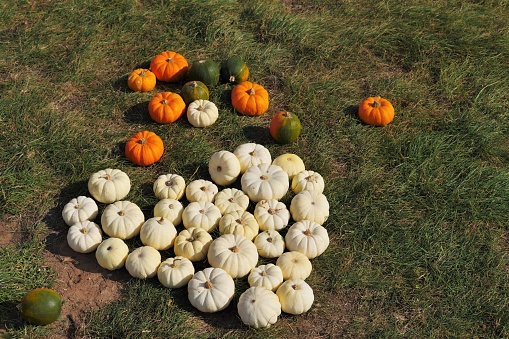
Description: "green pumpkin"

(220, 56), (249, 84)
(21, 288), (62, 325)
(181, 81), (210, 105)
(269, 111), (302, 144)
(187, 59), (220, 86)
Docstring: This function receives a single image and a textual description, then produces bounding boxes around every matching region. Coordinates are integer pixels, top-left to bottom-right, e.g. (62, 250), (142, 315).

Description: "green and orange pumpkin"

(187, 59), (220, 86)
(269, 111), (302, 144)
(21, 288), (62, 325)
(181, 81), (209, 105)
(220, 56), (249, 84)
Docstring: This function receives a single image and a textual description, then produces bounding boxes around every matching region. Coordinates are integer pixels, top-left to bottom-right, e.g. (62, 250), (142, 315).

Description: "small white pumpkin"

(238, 286), (281, 328)
(241, 163), (289, 203)
(67, 220), (102, 253)
(207, 234), (259, 278)
(153, 173), (186, 200)
(214, 188), (249, 215)
(62, 196), (98, 226)
(125, 246), (161, 279)
(247, 264), (284, 292)
(182, 201), (222, 232)
(157, 256), (195, 289)
(101, 200), (145, 239)
(219, 210), (259, 241)
(185, 179), (218, 203)
(95, 237), (129, 271)
(276, 251), (312, 281)
(276, 278), (314, 315)
(153, 198), (184, 226)
(187, 99), (219, 127)
(272, 153), (305, 179)
(285, 220), (330, 259)
(233, 143), (272, 174)
(253, 230), (285, 259)
(208, 150), (241, 186)
(291, 170), (325, 194)
(253, 199), (290, 231)
(173, 227), (213, 262)
(289, 190), (330, 225)
(140, 217), (177, 251)
(88, 168), (130, 204)
(188, 267), (235, 313)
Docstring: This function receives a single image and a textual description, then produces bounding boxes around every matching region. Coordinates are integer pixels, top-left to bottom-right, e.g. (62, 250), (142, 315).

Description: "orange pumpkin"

(231, 81), (269, 116)
(150, 51), (188, 83)
(127, 68), (156, 92)
(358, 96), (394, 126)
(125, 130), (164, 166)
(148, 92), (186, 124)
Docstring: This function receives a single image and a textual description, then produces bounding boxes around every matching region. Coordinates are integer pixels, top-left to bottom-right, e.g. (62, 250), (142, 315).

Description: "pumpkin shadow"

(241, 125), (273, 145)
(111, 74), (130, 92)
(123, 101), (152, 124)
(344, 105), (360, 121)
(0, 301), (22, 330)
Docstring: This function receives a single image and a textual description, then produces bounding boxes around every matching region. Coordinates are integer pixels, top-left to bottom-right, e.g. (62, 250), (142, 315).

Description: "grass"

(1, 0), (509, 337)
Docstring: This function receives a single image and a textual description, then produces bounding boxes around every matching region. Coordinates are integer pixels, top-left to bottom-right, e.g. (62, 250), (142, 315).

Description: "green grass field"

(1, 0), (509, 337)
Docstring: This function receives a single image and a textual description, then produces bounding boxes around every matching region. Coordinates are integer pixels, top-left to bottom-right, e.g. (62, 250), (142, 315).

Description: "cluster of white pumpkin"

(61, 142), (330, 328)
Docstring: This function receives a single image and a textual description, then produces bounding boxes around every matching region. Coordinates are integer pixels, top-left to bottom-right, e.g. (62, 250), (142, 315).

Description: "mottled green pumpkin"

(220, 56), (249, 84)
(187, 59), (220, 86)
(21, 288), (62, 325)
(181, 81), (210, 105)
(269, 111), (302, 144)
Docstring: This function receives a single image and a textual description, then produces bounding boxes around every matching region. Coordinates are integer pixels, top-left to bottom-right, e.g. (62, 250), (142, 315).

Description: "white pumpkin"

(291, 170), (325, 194)
(238, 286), (281, 328)
(125, 246), (161, 279)
(214, 188), (249, 215)
(247, 264), (284, 292)
(285, 220), (329, 259)
(173, 227), (213, 262)
(95, 237), (129, 271)
(157, 256), (195, 289)
(289, 190), (330, 225)
(67, 220), (102, 254)
(153, 173), (186, 200)
(276, 251), (312, 281)
(140, 217), (177, 251)
(208, 150), (241, 186)
(219, 210), (259, 241)
(233, 143), (272, 174)
(188, 267), (235, 313)
(88, 168), (130, 204)
(241, 163), (289, 203)
(62, 196), (98, 226)
(187, 99), (219, 127)
(276, 279), (314, 315)
(272, 153), (305, 179)
(253, 230), (285, 259)
(182, 201), (222, 232)
(101, 200), (145, 239)
(253, 199), (290, 231)
(185, 179), (218, 203)
(207, 234), (259, 278)
(153, 198), (184, 226)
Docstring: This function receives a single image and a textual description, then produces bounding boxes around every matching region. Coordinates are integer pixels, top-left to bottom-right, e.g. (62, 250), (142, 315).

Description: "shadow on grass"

(242, 125), (273, 145)
(344, 105), (359, 120)
(123, 101), (152, 124)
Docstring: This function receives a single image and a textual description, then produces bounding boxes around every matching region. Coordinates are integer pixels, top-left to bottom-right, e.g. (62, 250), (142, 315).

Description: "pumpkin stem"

(372, 99), (381, 108)
(266, 237), (273, 243)
(137, 138), (147, 145)
(199, 209), (205, 214)
(157, 217), (165, 224)
(205, 281), (213, 289)
(80, 228), (88, 234)
(165, 180), (173, 186)
(268, 208), (276, 215)
(118, 211), (125, 216)
(229, 246), (239, 253)
(229, 75), (236, 83)
(235, 218), (243, 225)
(260, 271), (267, 276)
(304, 229), (312, 236)
(291, 284), (300, 290)
(187, 236), (195, 242)
(161, 99), (168, 105)
(74, 204), (82, 210)
(170, 259), (180, 268)
(247, 88), (256, 95)
(216, 166), (222, 172)
(260, 175), (268, 180)
(228, 198), (234, 203)
(140, 71), (146, 77)
(305, 175), (314, 182)
(166, 58), (174, 63)
(283, 111), (292, 118)
(100, 174), (111, 180)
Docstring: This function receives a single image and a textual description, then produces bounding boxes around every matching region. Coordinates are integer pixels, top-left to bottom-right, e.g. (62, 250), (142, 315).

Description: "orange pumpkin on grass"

(231, 81), (269, 116)
(148, 92), (186, 124)
(125, 130), (164, 166)
(358, 96), (394, 126)
(127, 68), (156, 92)
(150, 51), (188, 83)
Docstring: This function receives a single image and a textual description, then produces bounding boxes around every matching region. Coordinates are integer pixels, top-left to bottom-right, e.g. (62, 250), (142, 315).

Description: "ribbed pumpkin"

(127, 68), (156, 92)
(187, 59), (220, 86)
(181, 80), (209, 105)
(269, 111), (302, 144)
(220, 56), (249, 84)
(231, 81), (269, 116)
(21, 288), (62, 325)
(125, 130), (164, 166)
(148, 92), (186, 124)
(358, 96), (395, 126)
(150, 51), (188, 83)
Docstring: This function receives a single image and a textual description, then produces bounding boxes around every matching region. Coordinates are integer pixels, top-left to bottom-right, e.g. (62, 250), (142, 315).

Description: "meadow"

(1, 0), (509, 337)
